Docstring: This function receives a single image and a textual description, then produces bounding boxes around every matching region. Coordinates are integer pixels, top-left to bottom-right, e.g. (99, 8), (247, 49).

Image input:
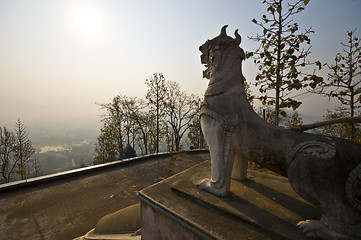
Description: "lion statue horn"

(219, 25), (228, 36)
(235, 29), (241, 45)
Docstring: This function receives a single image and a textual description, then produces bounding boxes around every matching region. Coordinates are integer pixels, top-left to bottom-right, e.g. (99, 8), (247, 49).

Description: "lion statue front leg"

(197, 114), (242, 197)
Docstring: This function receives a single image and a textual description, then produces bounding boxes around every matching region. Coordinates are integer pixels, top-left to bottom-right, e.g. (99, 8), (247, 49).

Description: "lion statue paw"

(298, 220), (354, 240)
(197, 178), (229, 197)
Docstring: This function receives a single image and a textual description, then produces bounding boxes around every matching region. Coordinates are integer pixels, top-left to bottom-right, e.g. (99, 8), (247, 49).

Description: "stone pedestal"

(138, 161), (320, 240)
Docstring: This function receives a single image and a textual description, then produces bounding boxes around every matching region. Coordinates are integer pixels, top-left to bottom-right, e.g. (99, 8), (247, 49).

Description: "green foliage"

(244, 81), (255, 106)
(94, 122), (120, 164)
(303, 0), (310, 5)
(257, 106), (289, 126)
(94, 96), (125, 164)
(285, 111), (303, 128)
(188, 118), (205, 150)
(249, 0), (322, 125)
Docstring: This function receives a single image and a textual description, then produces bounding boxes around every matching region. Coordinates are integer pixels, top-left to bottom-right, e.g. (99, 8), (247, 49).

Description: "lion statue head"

(200, 25), (246, 96)
(199, 25), (245, 80)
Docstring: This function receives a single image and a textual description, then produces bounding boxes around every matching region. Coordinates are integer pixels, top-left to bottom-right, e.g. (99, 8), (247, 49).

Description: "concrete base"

(83, 203), (141, 240)
(138, 161), (320, 240)
(84, 229), (140, 240)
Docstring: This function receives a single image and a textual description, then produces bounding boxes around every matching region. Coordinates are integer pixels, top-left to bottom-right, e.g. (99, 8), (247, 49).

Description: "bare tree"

(164, 81), (199, 151)
(31, 155), (41, 177)
(313, 30), (361, 140)
(0, 127), (16, 183)
(145, 72), (168, 153)
(14, 119), (35, 180)
(120, 95), (154, 155)
(308, 110), (361, 143)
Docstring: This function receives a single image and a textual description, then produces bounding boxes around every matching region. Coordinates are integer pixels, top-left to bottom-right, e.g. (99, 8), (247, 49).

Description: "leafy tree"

(188, 119), (205, 150)
(94, 122), (119, 164)
(164, 81), (199, 151)
(244, 81), (255, 107)
(285, 111), (303, 128)
(248, 0), (322, 125)
(145, 72), (168, 153)
(313, 30), (361, 140)
(256, 106), (289, 125)
(108, 96), (124, 157)
(14, 119), (35, 180)
(187, 98), (204, 150)
(94, 96), (124, 163)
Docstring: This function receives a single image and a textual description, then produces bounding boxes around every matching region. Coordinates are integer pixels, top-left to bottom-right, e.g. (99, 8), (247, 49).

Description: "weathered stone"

(84, 203), (141, 240)
(0, 151), (208, 240)
(94, 203), (140, 235)
(139, 161), (319, 239)
(197, 25), (361, 240)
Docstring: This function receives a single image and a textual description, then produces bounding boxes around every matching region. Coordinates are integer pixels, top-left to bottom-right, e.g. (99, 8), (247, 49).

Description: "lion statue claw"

(297, 220), (349, 240)
(198, 25), (361, 240)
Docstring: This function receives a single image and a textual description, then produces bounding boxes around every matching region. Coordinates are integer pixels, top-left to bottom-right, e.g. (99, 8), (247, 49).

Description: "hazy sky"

(1, 0), (361, 128)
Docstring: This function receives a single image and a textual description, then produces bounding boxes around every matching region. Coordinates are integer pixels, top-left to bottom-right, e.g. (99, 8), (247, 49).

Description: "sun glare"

(69, 4), (104, 38)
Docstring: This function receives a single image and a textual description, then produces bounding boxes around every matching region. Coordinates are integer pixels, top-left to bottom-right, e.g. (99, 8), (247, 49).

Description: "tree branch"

(290, 116), (361, 132)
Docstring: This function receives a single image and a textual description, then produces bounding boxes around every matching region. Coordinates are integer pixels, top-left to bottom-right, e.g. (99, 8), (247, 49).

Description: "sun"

(69, 4), (104, 38)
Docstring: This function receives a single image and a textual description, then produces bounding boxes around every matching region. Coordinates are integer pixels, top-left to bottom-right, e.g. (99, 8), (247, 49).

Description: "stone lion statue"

(197, 25), (361, 240)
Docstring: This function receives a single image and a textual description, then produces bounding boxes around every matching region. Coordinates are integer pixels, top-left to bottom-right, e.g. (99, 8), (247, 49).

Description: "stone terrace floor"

(0, 151), (209, 240)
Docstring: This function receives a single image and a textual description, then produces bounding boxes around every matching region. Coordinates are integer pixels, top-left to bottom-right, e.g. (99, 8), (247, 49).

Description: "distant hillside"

(24, 113), (322, 176)
(300, 113), (322, 124)
(37, 142), (94, 175)
(27, 121), (100, 147)
(23, 121), (100, 174)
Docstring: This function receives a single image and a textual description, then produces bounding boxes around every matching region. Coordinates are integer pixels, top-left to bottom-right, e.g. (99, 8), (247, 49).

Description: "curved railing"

(0, 149), (209, 193)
